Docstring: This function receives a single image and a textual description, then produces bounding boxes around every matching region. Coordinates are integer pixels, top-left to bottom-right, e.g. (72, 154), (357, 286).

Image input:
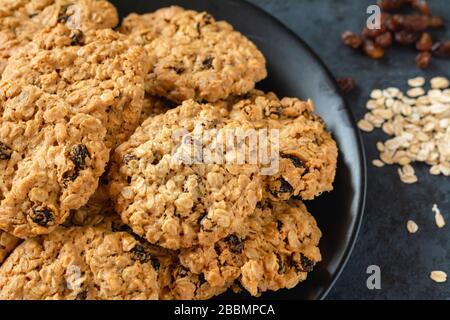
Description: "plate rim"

(238, 0), (368, 300)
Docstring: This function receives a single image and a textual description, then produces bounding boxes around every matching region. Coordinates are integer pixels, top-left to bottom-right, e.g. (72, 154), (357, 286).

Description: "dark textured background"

(247, 0), (450, 300)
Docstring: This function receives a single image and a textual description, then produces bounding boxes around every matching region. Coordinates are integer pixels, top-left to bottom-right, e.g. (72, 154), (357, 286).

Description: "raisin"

(151, 152), (162, 165)
(0, 142), (12, 160)
(428, 16), (444, 29)
(363, 40), (385, 59)
(278, 178), (293, 194)
(75, 290), (87, 300)
(70, 29), (84, 45)
(151, 258), (160, 271)
(386, 14), (404, 31)
(70, 144), (89, 170)
(341, 31), (363, 49)
(281, 154), (304, 168)
(277, 220), (283, 231)
(336, 77), (357, 94)
(362, 26), (386, 40)
(202, 56), (214, 70)
(57, 13), (70, 23)
(386, 14), (403, 32)
(172, 65), (185, 74)
(298, 254), (315, 272)
(277, 254), (286, 274)
(377, 0), (409, 11)
(375, 32), (393, 48)
(214, 244), (221, 256)
(293, 254), (315, 273)
(123, 154), (137, 164)
(416, 51), (431, 69)
(432, 41), (450, 57)
(30, 206), (54, 227)
(62, 171), (79, 184)
(401, 15), (429, 32)
(130, 245), (153, 264)
(395, 30), (420, 46)
(416, 32), (433, 51)
(226, 234), (244, 253)
(256, 202), (262, 209)
(198, 273), (206, 284)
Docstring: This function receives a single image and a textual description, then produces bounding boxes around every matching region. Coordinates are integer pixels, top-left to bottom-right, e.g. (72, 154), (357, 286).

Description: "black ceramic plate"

(109, 0), (367, 300)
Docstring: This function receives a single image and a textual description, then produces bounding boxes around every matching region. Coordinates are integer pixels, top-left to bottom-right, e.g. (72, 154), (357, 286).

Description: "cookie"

(0, 0), (119, 74)
(108, 100), (263, 250)
(229, 90), (338, 201)
(2, 24), (150, 149)
(101, 220), (231, 300)
(179, 200), (322, 297)
(120, 6), (267, 103)
(0, 81), (109, 238)
(0, 226), (159, 300)
(0, 231), (21, 265)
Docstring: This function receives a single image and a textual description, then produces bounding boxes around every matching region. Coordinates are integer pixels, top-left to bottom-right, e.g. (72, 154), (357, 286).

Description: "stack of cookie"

(0, 2), (338, 300)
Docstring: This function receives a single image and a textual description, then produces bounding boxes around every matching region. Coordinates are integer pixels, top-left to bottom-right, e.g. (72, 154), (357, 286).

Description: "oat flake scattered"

(408, 76), (425, 88)
(359, 77), (450, 184)
(406, 220), (419, 234)
(430, 271), (447, 283)
(357, 119), (374, 132)
(432, 204), (446, 228)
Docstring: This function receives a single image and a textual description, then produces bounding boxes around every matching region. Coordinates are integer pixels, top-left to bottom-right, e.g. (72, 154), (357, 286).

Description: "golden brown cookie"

(0, 0), (119, 74)
(229, 90), (338, 201)
(179, 200), (322, 297)
(108, 100), (264, 250)
(2, 24), (149, 149)
(0, 81), (109, 238)
(120, 6), (267, 103)
(0, 226), (159, 300)
(134, 243), (229, 300)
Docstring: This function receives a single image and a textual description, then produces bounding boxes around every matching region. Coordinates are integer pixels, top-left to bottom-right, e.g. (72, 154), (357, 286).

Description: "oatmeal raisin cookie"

(120, 6), (267, 103)
(0, 0), (118, 74)
(229, 90), (338, 201)
(108, 100), (263, 250)
(179, 200), (322, 297)
(2, 24), (149, 148)
(0, 81), (109, 238)
(0, 226), (159, 299)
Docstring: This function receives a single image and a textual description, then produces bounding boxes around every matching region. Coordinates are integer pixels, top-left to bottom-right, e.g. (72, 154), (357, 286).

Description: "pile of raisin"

(341, 0), (449, 69)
